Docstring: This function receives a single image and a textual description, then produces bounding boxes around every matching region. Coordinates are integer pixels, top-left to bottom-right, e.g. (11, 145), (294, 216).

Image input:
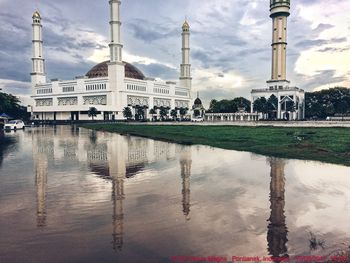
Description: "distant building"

(251, 0), (305, 120)
(192, 94), (205, 119)
(29, 1), (192, 121)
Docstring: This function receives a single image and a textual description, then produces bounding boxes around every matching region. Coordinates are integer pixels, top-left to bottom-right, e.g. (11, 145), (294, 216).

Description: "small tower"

(31, 11), (46, 86)
(108, 0), (125, 111)
(179, 20), (192, 89)
(268, 0), (290, 84)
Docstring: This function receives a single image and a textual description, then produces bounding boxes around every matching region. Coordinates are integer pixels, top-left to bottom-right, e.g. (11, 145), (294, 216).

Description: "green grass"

(82, 123), (350, 167)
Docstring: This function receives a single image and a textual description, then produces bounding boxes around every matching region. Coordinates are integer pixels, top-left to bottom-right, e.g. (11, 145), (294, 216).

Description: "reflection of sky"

(0, 127), (349, 263)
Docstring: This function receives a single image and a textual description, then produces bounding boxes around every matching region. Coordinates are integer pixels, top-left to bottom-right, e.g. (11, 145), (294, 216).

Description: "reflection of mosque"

(84, 130), (193, 251)
(267, 158), (289, 261)
(30, 127), (193, 250)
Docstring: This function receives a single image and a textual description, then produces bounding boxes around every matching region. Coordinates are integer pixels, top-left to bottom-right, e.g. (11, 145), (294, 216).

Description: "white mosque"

(29, 0), (192, 121)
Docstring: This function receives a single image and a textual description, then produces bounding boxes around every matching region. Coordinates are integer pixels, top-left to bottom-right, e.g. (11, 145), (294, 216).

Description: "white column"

(179, 20), (192, 89)
(31, 11), (46, 86)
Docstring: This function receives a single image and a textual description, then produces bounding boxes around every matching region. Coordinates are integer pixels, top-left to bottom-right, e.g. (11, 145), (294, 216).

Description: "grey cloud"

(295, 70), (347, 91)
(133, 63), (179, 80)
(295, 37), (347, 49)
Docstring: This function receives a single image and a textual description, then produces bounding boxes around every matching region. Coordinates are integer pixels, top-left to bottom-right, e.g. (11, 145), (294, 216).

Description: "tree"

(0, 92), (30, 120)
(179, 108), (188, 120)
(149, 108), (157, 121)
(159, 107), (168, 121)
(305, 87), (350, 119)
(336, 100), (349, 120)
(267, 95), (278, 120)
(123, 107), (132, 120)
(170, 109), (178, 120)
(135, 106), (145, 121)
(88, 107), (98, 120)
(253, 97), (268, 119)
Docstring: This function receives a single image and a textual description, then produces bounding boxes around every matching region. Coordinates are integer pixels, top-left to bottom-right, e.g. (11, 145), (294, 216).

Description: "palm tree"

(149, 108), (157, 121)
(123, 107), (132, 120)
(253, 97), (268, 119)
(179, 108), (188, 120)
(159, 107), (168, 121)
(88, 107), (98, 120)
(170, 109), (178, 120)
(135, 106), (145, 121)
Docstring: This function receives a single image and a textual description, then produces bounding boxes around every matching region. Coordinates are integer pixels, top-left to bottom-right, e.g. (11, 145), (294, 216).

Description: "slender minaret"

(108, 0), (125, 100)
(268, 0), (290, 84)
(180, 147), (192, 220)
(112, 176), (125, 251)
(267, 158), (289, 261)
(31, 11), (46, 86)
(179, 20), (192, 89)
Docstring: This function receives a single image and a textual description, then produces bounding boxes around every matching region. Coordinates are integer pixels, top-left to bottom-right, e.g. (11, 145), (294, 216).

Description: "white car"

(4, 120), (25, 130)
(191, 117), (204, 122)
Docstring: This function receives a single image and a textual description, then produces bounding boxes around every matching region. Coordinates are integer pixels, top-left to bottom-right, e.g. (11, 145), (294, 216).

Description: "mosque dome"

(86, 60), (146, 80)
(194, 97), (202, 105)
(33, 11), (41, 19)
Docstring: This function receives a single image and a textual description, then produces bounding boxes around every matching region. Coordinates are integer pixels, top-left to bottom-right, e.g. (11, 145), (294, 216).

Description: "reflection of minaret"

(34, 142), (48, 227)
(267, 158), (288, 261)
(180, 147), (192, 220)
(112, 175), (124, 251)
(110, 136), (127, 251)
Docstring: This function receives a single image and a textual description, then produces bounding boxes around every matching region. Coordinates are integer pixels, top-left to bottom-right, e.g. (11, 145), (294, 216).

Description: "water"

(0, 126), (349, 263)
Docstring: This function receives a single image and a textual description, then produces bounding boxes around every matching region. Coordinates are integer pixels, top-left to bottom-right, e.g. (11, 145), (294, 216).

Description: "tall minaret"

(108, 0), (125, 102)
(31, 11), (46, 86)
(180, 147), (192, 220)
(179, 20), (192, 90)
(268, 0), (290, 85)
(267, 158), (289, 261)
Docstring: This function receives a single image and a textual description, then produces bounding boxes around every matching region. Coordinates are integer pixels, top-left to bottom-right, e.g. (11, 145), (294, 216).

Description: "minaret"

(31, 11), (46, 86)
(112, 176), (125, 251)
(179, 20), (192, 90)
(180, 147), (192, 220)
(268, 0), (290, 85)
(108, 0), (125, 102)
(267, 158), (289, 261)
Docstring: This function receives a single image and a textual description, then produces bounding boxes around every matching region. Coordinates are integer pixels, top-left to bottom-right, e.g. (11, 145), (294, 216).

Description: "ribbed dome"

(86, 61), (145, 80)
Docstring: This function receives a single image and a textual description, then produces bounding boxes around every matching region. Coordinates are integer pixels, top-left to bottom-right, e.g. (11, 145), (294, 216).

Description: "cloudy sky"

(1, 0), (349, 106)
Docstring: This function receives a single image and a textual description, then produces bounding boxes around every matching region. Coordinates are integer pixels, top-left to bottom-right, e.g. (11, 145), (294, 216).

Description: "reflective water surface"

(0, 126), (349, 263)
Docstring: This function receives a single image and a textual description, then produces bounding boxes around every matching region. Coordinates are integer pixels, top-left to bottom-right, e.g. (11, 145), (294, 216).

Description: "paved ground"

(142, 121), (350, 128)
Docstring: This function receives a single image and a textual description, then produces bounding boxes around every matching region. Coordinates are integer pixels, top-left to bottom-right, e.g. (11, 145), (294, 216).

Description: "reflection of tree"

(0, 132), (16, 168)
(267, 158), (289, 262)
(180, 147), (192, 220)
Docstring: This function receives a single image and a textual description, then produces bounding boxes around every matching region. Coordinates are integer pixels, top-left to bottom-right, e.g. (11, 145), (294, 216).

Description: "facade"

(29, 1), (192, 121)
(251, 0), (305, 120)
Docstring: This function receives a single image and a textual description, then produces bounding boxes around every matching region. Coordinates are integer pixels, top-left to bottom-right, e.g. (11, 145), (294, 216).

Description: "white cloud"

(294, 0), (350, 90)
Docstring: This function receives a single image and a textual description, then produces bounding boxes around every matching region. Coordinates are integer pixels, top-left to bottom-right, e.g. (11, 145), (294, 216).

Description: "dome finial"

(33, 10), (41, 19)
(182, 17), (190, 31)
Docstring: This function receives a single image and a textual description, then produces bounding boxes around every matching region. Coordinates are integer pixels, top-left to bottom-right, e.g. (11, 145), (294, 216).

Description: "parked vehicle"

(191, 117), (204, 122)
(4, 120), (25, 130)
